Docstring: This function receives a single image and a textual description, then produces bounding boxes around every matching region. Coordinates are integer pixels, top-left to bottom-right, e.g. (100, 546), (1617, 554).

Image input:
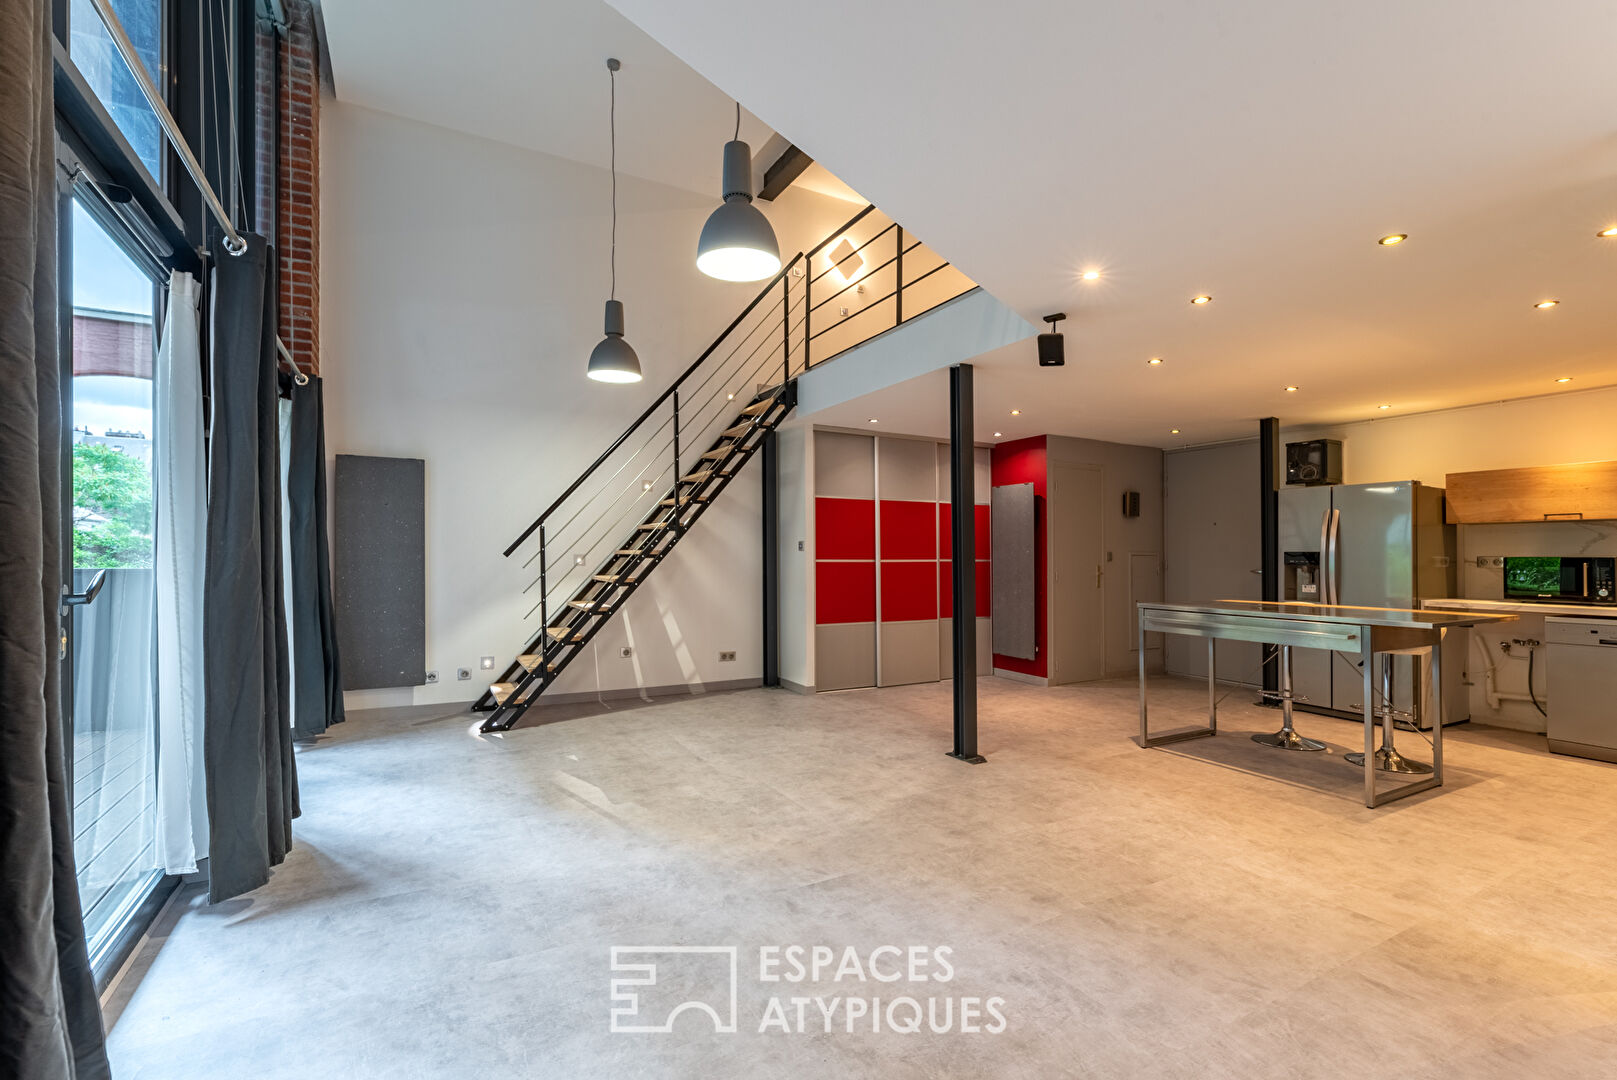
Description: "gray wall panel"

(991, 482), (1036, 659)
(816, 623), (876, 691)
(878, 436), (941, 502)
(335, 454), (426, 690)
(879, 620), (941, 686)
(815, 430), (875, 499)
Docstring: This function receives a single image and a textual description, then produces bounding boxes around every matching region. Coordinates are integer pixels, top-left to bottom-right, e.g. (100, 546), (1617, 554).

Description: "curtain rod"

(87, 0), (248, 257)
(88, 0), (310, 385)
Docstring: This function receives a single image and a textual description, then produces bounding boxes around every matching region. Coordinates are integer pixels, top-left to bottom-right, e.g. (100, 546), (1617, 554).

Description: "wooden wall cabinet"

(1445, 460), (1617, 523)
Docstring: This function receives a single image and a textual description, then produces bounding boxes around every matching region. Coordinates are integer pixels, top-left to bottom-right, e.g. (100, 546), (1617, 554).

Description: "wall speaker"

(1038, 312), (1066, 367)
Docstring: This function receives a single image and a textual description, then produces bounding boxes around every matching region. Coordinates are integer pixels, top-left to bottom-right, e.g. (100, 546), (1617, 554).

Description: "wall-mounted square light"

(826, 237), (865, 282)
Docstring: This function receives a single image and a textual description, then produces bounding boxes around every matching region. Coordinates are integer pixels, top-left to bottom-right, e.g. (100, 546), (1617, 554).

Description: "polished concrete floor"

(105, 677), (1617, 1078)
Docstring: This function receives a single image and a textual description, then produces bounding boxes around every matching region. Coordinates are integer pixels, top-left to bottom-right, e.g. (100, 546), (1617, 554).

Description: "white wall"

(320, 102), (859, 709)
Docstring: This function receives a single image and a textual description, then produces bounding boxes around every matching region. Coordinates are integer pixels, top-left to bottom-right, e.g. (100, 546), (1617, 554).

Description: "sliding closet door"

(877, 437), (940, 687)
(814, 432), (875, 691)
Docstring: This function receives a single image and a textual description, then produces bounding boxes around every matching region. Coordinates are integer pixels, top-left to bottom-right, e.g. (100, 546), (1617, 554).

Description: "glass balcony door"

(65, 197), (165, 963)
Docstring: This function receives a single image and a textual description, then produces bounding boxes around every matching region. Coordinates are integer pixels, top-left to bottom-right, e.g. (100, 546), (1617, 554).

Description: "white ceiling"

(318, 0), (779, 197)
(604, 0), (1617, 448)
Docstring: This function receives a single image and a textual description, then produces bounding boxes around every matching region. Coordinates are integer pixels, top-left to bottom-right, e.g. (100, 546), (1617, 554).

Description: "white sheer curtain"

(154, 270), (208, 874)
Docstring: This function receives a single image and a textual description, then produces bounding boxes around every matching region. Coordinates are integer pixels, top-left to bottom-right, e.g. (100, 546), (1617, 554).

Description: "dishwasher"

(1546, 617), (1617, 763)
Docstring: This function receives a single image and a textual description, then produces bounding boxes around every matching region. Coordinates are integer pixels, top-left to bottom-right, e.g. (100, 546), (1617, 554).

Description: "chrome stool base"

(1253, 728), (1327, 752)
(1345, 746), (1433, 774)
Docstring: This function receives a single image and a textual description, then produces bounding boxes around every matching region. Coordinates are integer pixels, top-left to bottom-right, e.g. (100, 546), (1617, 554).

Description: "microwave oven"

(1503, 556), (1615, 604)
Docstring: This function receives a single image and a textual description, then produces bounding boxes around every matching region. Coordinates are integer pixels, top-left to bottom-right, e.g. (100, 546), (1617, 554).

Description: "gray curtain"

(0, 0), (113, 1076)
(203, 233), (298, 903)
(287, 377), (344, 738)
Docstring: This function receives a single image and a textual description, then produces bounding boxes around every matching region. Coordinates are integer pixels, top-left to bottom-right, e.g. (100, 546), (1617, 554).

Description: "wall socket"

(719, 651), (737, 662)
(425, 670), (439, 684)
(620, 647), (633, 659)
(798, 540), (805, 551)
(456, 667), (471, 681)
(1476, 555), (1504, 568)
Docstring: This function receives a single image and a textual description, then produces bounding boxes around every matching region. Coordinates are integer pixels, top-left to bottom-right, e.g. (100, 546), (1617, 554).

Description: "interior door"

(1048, 463), (1104, 684)
(1276, 486), (1332, 711)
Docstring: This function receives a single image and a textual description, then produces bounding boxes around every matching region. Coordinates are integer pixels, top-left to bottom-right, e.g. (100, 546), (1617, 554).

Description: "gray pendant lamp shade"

(588, 299), (641, 383)
(589, 58), (642, 383)
(697, 136), (781, 282)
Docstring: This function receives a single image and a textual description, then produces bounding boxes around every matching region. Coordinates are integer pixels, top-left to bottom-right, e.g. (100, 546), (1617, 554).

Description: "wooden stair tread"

(545, 627), (584, 641)
(616, 547), (658, 557)
(636, 521), (671, 531)
(720, 422), (753, 438)
(699, 448), (730, 461)
(490, 682), (517, 704)
(658, 496), (704, 507)
(515, 654), (554, 673)
(680, 470), (715, 483)
(568, 599), (609, 611)
(592, 573), (639, 584)
(741, 398), (776, 416)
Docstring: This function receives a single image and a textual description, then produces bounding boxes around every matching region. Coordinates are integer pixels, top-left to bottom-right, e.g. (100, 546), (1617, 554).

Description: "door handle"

(62, 569), (107, 614)
(1096, 564), (1103, 588)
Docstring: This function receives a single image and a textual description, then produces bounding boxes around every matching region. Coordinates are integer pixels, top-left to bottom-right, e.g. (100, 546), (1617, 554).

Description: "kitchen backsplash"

(1456, 520), (1617, 599)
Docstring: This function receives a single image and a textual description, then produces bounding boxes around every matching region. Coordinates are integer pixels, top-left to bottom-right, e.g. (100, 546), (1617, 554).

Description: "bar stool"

(1252, 644), (1326, 751)
(1346, 651), (1433, 774)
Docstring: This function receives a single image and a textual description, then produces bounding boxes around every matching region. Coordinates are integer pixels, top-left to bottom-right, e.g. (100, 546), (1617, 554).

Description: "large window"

(67, 199), (164, 959)
(68, 0), (166, 177)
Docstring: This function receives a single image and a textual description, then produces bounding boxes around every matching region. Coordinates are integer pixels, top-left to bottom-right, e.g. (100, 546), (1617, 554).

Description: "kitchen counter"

(1136, 600), (1515, 807)
(1424, 597), (1617, 619)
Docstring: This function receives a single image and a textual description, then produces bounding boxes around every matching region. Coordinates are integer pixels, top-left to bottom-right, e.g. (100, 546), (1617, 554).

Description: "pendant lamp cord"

(609, 63), (618, 302)
(734, 101), (740, 141)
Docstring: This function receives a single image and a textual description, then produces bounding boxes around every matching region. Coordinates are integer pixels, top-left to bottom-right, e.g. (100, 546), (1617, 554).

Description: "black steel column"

(1259, 416), (1280, 698)
(948, 364), (985, 763)
(762, 429), (780, 687)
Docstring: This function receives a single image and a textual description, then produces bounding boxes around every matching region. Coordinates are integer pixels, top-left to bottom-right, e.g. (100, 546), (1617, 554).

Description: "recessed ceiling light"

(1190, 295), (1212, 305)
(867, 418), (878, 423)
(1147, 357), (1163, 366)
(1378, 234), (1407, 246)
(1170, 429), (1180, 434)
(1081, 269), (1101, 281)
(1377, 404), (1392, 410)
(993, 431), (1003, 438)
(1555, 376), (1573, 383)
(1285, 386), (1299, 392)
(1535, 299), (1560, 309)
(1598, 227), (1617, 238)
(1010, 409), (1020, 416)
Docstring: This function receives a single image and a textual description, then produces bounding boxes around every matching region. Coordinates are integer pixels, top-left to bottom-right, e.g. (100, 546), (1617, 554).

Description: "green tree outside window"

(73, 441), (153, 568)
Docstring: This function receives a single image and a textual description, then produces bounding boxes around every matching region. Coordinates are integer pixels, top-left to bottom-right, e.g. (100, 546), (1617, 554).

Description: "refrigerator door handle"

(1327, 508), (1341, 606)
(1319, 509), (1332, 602)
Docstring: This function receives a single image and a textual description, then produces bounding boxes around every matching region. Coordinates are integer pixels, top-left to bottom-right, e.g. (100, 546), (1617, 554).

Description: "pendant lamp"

(588, 58), (642, 384)
(696, 103), (781, 282)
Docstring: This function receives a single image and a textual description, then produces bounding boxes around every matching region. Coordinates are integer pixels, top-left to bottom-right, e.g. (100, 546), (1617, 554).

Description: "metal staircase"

(473, 204), (975, 732)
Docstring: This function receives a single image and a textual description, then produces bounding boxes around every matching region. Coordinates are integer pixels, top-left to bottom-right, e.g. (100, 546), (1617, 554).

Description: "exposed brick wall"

(275, 0), (321, 377)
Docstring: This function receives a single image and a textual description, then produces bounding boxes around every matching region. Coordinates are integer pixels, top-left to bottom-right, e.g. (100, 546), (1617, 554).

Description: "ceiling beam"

(758, 143), (812, 201)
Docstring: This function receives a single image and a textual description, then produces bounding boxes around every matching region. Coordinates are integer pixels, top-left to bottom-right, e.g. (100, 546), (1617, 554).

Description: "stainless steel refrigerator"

(1275, 481), (1463, 726)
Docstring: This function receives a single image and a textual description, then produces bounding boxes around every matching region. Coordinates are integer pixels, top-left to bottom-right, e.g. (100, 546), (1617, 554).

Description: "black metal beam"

(758, 143), (812, 201)
(762, 429), (780, 687)
(948, 364), (984, 763)
(1259, 416), (1280, 698)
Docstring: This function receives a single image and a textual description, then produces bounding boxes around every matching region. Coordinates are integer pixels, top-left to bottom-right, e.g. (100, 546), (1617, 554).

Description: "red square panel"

(816, 561), (875, 624)
(881, 561), (937, 622)
(935, 503), (992, 559)
(816, 498), (875, 560)
(880, 501), (936, 560)
(938, 560), (990, 619)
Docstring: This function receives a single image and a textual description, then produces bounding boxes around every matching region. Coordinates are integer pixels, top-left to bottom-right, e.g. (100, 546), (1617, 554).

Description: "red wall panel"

(816, 561), (876, 624)
(879, 500), (936, 559)
(989, 436), (1048, 678)
(881, 561), (937, 622)
(816, 497), (875, 559)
